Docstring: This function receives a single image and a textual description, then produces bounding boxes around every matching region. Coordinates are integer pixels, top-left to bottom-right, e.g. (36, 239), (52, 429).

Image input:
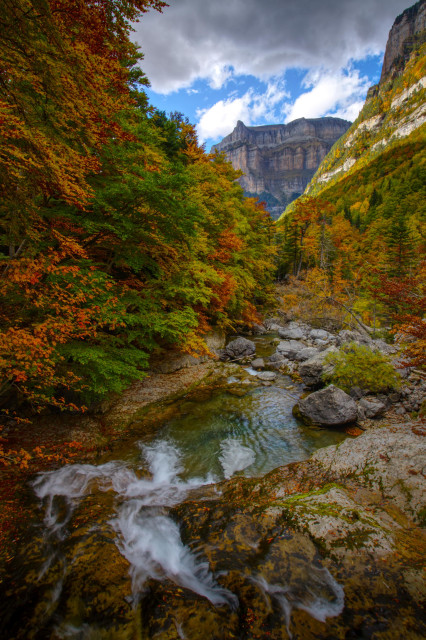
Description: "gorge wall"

(301, 0), (425, 199)
(381, 0), (425, 81)
(212, 118), (351, 219)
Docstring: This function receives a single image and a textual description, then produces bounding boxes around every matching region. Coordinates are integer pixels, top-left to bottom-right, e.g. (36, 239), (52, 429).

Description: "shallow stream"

(1, 336), (352, 639)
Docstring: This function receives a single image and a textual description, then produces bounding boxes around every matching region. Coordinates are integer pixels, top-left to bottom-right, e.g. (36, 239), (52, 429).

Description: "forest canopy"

(0, 0), (276, 414)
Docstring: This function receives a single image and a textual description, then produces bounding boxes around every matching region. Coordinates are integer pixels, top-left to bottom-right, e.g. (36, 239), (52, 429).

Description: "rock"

(223, 337), (256, 360)
(264, 317), (285, 331)
(251, 323), (267, 335)
(299, 348), (336, 387)
(268, 353), (288, 370)
(370, 338), (397, 355)
(349, 386), (364, 400)
(204, 330), (226, 352)
(278, 323), (306, 340)
(256, 371), (277, 382)
(295, 385), (358, 426)
(337, 330), (371, 347)
(380, 0), (426, 82)
(313, 421), (426, 522)
(212, 118), (351, 219)
(150, 351), (206, 374)
(358, 397), (387, 419)
(251, 358), (265, 370)
(388, 392), (401, 403)
(276, 340), (305, 360)
(295, 347), (319, 362)
(309, 328), (331, 341)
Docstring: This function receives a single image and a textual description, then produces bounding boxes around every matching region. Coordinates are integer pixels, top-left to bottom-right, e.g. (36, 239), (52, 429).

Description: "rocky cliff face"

(381, 0), (425, 81)
(301, 1), (426, 200)
(212, 118), (351, 219)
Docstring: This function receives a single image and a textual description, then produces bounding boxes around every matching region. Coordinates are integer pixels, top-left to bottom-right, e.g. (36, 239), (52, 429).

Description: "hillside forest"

(276, 42), (426, 370)
(0, 0), (425, 427)
(0, 0), (276, 418)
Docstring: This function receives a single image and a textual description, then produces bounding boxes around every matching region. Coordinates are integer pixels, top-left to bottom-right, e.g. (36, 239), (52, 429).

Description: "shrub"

(322, 342), (400, 393)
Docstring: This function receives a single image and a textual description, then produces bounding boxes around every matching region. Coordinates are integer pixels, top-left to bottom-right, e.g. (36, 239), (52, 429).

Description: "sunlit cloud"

(196, 80), (288, 142)
(282, 67), (371, 122)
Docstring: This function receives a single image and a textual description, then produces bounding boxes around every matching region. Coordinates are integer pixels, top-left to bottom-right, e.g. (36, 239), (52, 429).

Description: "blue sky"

(133, 0), (411, 150)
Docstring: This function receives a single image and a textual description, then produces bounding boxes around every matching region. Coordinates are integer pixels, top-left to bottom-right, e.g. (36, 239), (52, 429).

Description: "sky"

(132, 0), (411, 150)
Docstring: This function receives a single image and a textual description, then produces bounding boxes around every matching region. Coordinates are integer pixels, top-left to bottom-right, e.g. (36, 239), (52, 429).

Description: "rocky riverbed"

(0, 319), (425, 640)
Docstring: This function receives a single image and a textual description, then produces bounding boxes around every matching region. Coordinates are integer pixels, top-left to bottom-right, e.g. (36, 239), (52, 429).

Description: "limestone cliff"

(212, 118), (351, 219)
(300, 1), (425, 201)
(381, 0), (425, 81)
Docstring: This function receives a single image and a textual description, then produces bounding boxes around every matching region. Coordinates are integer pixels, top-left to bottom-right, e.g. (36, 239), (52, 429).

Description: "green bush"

(322, 342), (400, 393)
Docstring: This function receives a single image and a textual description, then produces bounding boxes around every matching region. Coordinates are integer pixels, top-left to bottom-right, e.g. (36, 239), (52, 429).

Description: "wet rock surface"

(1, 325), (425, 640)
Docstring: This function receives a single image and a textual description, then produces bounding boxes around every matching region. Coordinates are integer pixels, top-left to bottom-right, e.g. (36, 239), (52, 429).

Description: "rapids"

(1, 337), (352, 639)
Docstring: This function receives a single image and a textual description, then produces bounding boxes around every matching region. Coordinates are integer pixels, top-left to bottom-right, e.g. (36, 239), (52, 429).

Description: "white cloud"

(283, 68), (371, 122)
(196, 81), (288, 142)
(196, 95), (252, 142)
(209, 64), (233, 89)
(134, 0), (409, 94)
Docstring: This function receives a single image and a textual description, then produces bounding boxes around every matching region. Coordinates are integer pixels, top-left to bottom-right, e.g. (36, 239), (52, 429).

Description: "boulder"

(264, 317), (285, 331)
(251, 323), (267, 335)
(295, 385), (358, 426)
(268, 353), (289, 370)
(251, 358), (265, 370)
(309, 329), (332, 341)
(358, 397), (387, 419)
(278, 324), (306, 340)
(256, 371), (277, 382)
(276, 340), (305, 360)
(370, 339), (397, 355)
(295, 347), (320, 362)
(336, 330), (371, 347)
(299, 348), (336, 387)
(223, 337), (256, 360)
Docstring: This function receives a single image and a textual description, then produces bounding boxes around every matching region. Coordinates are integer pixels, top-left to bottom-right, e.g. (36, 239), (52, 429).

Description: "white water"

(33, 440), (236, 607)
(32, 437), (344, 629)
(254, 567), (345, 638)
(219, 437), (256, 479)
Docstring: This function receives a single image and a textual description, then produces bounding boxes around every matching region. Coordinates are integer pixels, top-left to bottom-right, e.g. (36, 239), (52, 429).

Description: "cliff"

(212, 118), (351, 219)
(299, 1), (426, 202)
(381, 0), (425, 81)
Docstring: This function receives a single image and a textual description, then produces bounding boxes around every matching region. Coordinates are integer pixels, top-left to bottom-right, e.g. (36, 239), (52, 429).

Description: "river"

(1, 335), (352, 639)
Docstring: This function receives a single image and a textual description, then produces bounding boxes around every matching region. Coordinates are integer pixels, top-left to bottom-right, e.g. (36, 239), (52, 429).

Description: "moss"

(417, 507), (426, 527)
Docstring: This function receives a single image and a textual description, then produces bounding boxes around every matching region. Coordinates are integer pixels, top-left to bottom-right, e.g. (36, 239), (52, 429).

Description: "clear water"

(2, 337), (351, 638)
(146, 383), (349, 482)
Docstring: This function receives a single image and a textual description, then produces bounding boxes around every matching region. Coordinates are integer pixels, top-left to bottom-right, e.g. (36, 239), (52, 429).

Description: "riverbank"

(1, 320), (425, 639)
(0, 359), (237, 571)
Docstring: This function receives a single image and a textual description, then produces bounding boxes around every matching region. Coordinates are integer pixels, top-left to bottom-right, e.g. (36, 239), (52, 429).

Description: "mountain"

(275, 1), (425, 363)
(299, 0), (425, 202)
(211, 118), (351, 219)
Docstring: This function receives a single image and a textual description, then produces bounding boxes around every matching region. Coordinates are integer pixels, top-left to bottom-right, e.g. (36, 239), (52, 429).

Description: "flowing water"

(1, 337), (351, 639)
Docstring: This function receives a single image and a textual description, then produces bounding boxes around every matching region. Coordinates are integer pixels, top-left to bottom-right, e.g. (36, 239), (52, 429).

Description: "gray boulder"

(309, 328), (332, 341)
(295, 385), (358, 426)
(278, 324), (306, 340)
(276, 340), (305, 360)
(268, 353), (289, 370)
(223, 337), (256, 360)
(251, 324), (267, 335)
(251, 357), (265, 370)
(370, 339), (397, 355)
(299, 348), (336, 387)
(336, 330), (372, 347)
(295, 347), (320, 362)
(357, 397), (387, 420)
